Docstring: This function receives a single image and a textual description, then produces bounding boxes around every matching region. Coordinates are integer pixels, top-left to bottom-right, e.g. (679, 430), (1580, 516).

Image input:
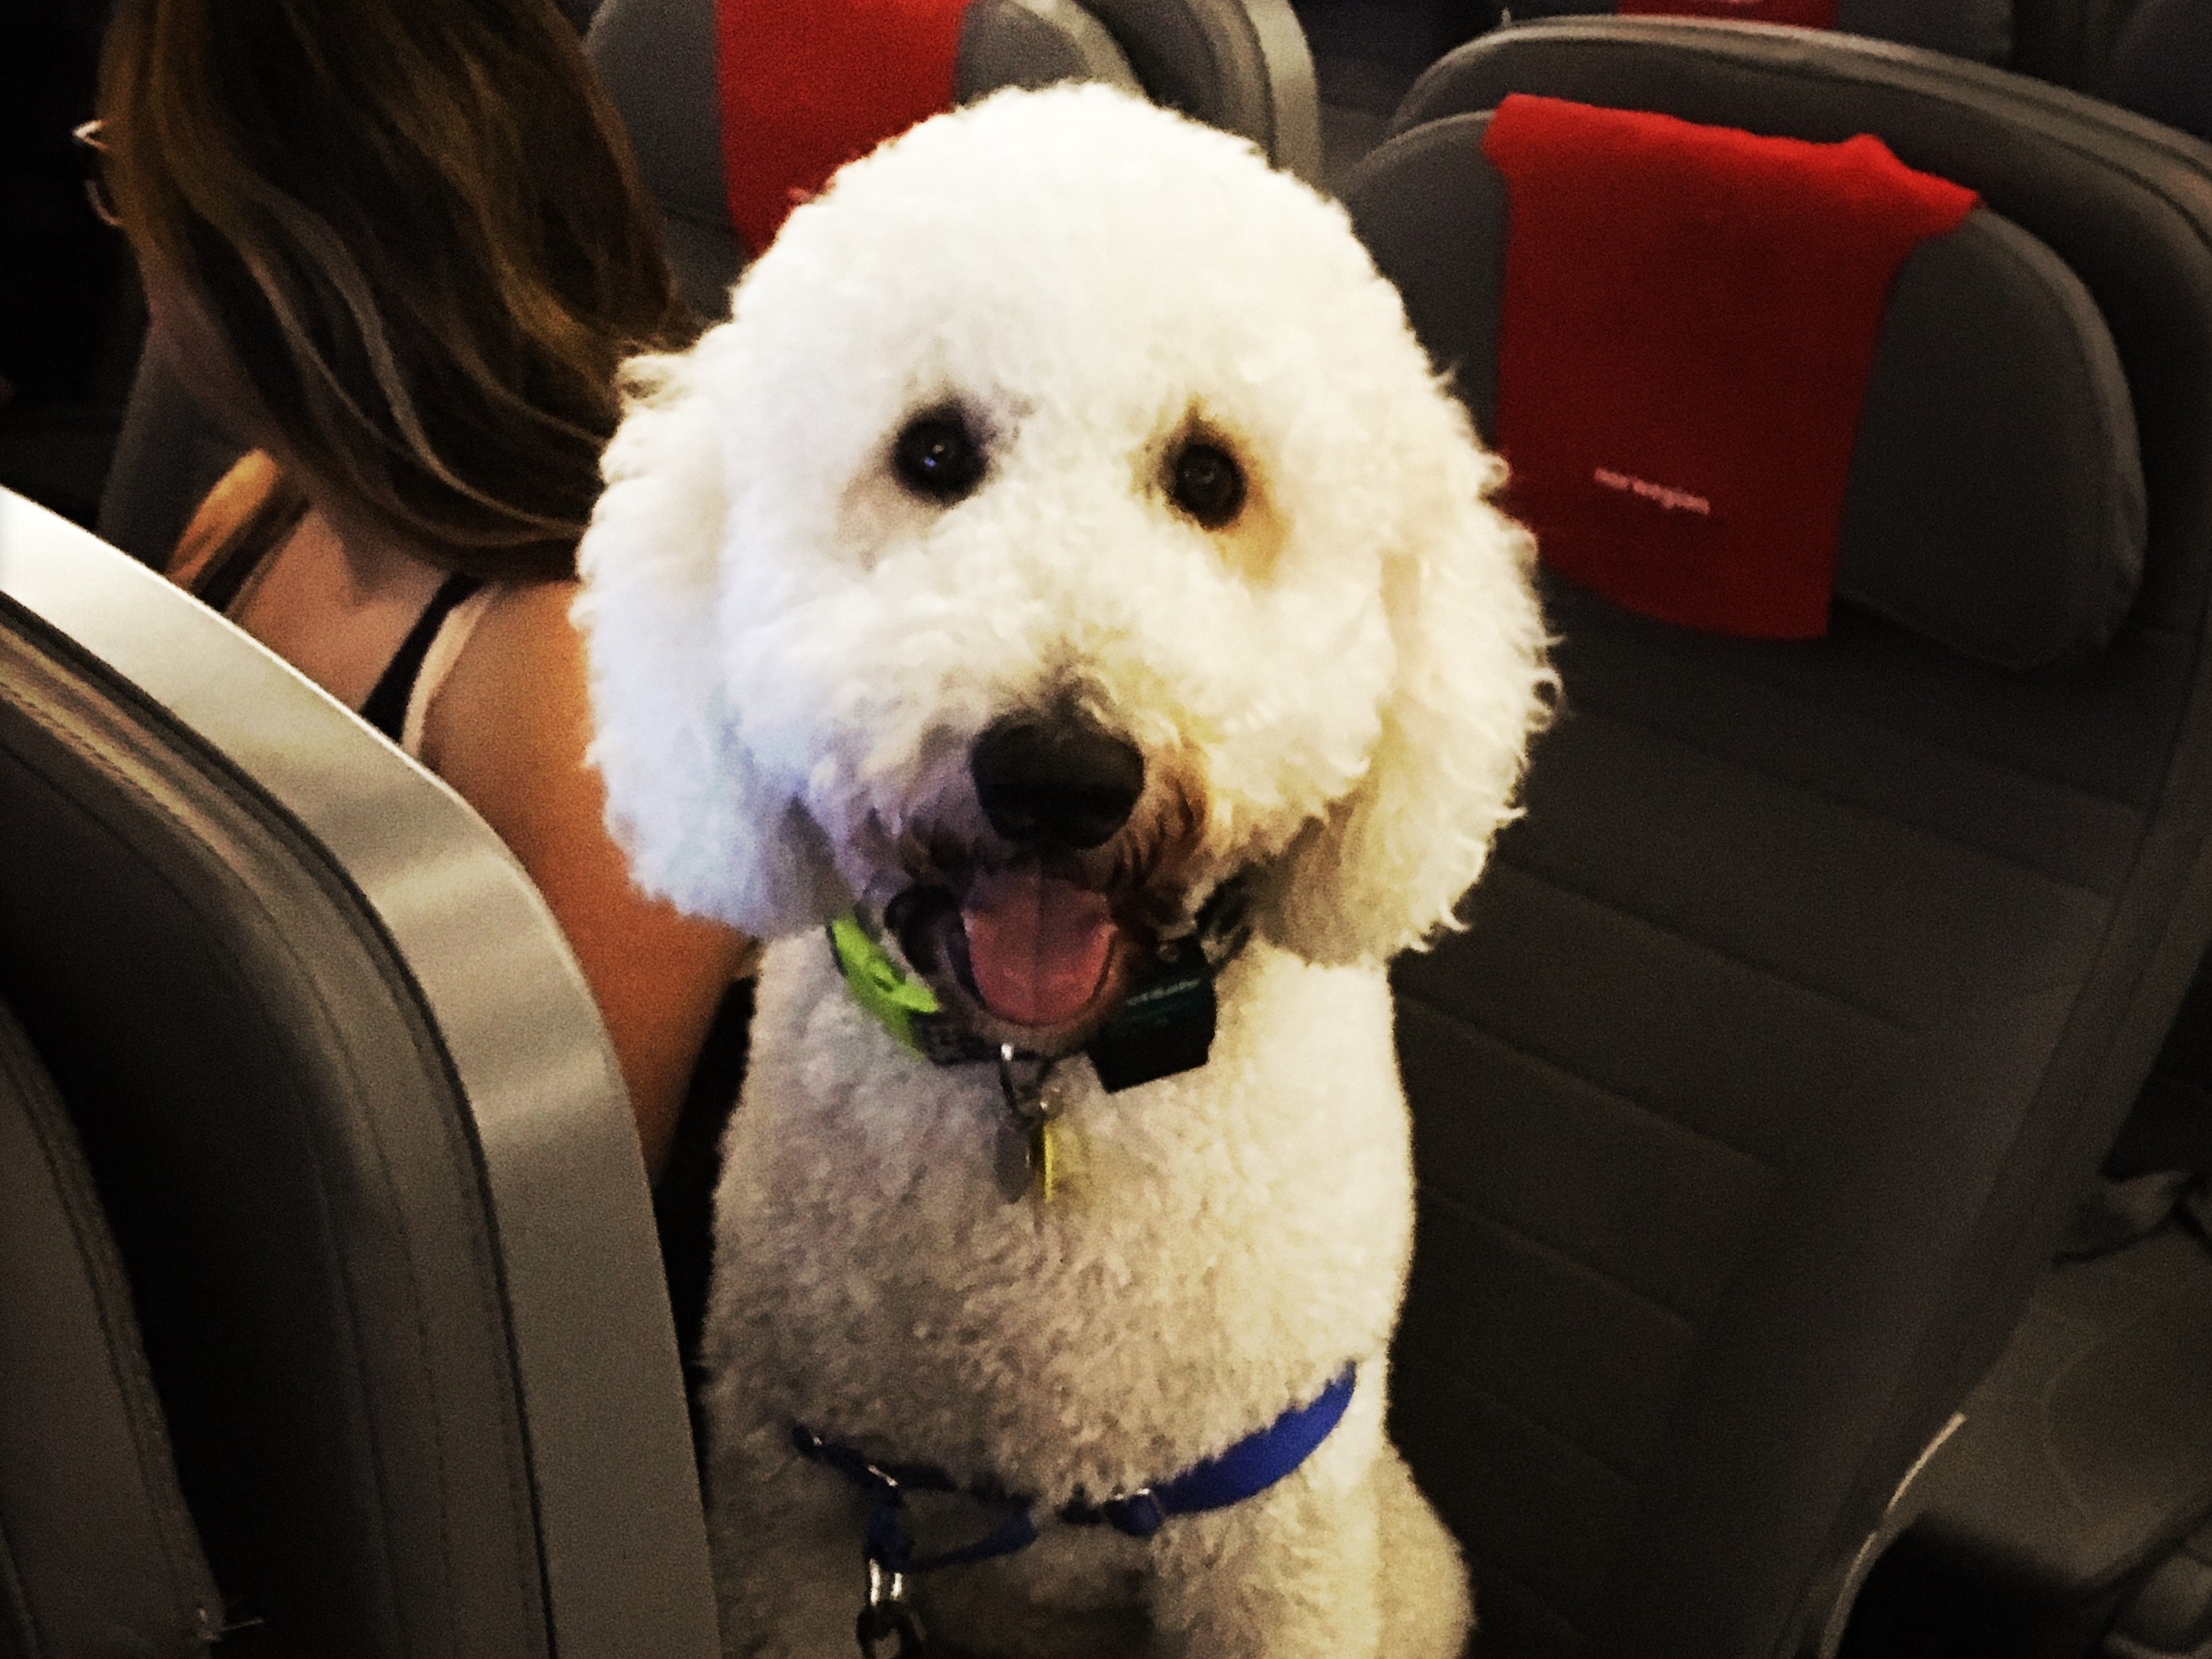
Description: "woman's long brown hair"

(99, 0), (689, 581)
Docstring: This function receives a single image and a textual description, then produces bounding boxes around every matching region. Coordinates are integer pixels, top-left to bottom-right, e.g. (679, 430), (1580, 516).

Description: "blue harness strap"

(1073, 1364), (1359, 1537)
(793, 1364), (1358, 1575)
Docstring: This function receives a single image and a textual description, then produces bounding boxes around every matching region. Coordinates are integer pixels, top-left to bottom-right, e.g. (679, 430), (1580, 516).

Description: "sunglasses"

(72, 119), (121, 229)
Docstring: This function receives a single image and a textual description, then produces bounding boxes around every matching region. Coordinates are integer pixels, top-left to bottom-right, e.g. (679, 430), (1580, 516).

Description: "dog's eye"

(893, 410), (985, 503)
(1168, 440), (1245, 529)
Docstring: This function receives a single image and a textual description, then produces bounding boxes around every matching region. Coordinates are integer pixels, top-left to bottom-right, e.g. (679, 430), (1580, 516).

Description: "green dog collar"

(827, 915), (952, 1059)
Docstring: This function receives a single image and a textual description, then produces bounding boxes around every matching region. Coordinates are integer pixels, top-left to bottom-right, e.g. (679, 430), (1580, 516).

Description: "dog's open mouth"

(889, 868), (1140, 1041)
(960, 867), (1124, 1027)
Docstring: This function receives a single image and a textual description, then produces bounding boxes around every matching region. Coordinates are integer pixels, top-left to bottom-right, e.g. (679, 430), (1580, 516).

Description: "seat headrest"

(590, 0), (1140, 307)
(1348, 98), (2146, 668)
(713, 0), (971, 256)
(1502, 0), (2011, 65)
(589, 0), (1317, 314)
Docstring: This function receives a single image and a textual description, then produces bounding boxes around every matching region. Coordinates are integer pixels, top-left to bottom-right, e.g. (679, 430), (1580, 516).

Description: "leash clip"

(995, 1043), (1052, 1125)
(995, 1044), (1061, 1202)
(856, 1557), (924, 1658)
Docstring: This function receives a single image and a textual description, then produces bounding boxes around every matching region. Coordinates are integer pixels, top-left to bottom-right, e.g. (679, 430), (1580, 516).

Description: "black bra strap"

(190, 479), (311, 615)
(358, 574), (484, 745)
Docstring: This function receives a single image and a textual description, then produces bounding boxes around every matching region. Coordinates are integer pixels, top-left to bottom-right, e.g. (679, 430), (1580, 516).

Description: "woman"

(93, 0), (753, 1184)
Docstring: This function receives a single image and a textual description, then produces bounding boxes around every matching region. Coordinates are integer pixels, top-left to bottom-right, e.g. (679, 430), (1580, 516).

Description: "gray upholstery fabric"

(1839, 206), (2143, 668)
(584, 0), (744, 322)
(1904, 1226), (2212, 1616)
(1298, 0), (1465, 186)
(958, 0), (1145, 101)
(93, 352), (244, 571)
(1495, 1), (2011, 64)
(1350, 21), (2212, 1658)
(2102, 0), (2212, 143)
(2011, 0), (2155, 88)
(0, 491), (717, 1659)
(2110, 1512), (2212, 1652)
(1081, 0), (1324, 178)
(0, 996), (221, 1659)
(1344, 110), (2146, 668)
(1835, 0), (2011, 62)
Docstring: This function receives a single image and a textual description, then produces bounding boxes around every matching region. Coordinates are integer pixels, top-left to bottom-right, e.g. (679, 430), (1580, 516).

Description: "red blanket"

(1481, 95), (1976, 637)
(717, 0), (969, 256)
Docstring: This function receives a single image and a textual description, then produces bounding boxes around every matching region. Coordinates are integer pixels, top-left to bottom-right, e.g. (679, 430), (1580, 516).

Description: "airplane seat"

(1304, 0), (2012, 198)
(0, 992), (222, 1659)
(2007, 0), (2151, 94)
(585, 0), (1323, 322)
(1292, 0), (1504, 186)
(0, 490), (717, 1659)
(1346, 19), (2212, 1657)
(1489, 0), (2014, 65)
(94, 354), (245, 572)
(95, 0), (1323, 571)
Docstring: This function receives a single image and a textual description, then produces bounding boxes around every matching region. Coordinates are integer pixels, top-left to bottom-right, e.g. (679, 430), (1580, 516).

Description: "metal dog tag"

(995, 1117), (1036, 1203)
(992, 1045), (1062, 1203)
(994, 1117), (1061, 1203)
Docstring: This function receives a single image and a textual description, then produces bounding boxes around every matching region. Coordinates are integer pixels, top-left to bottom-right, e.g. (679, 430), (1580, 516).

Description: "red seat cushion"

(1482, 94), (1976, 638)
(716, 0), (970, 256)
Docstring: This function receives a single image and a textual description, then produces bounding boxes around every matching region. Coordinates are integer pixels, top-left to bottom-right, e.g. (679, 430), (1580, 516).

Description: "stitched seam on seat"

(1561, 697), (2128, 898)
(0, 1515), (45, 1659)
(1405, 1299), (1651, 1493)
(1401, 991), (1782, 1172)
(1423, 1184), (1698, 1340)
(0, 695), (435, 1643)
(1463, 1547), (1590, 1649)
(7, 1027), (214, 1624)
(1485, 852), (1915, 1027)
(1568, 622), (2173, 812)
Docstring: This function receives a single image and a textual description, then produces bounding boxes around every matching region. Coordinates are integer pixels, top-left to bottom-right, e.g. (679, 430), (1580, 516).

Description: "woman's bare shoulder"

(416, 573), (754, 1172)
(168, 450), (283, 587)
(414, 576), (600, 829)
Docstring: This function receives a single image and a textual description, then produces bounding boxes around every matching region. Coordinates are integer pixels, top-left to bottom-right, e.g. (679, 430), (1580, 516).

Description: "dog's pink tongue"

(961, 870), (1119, 1027)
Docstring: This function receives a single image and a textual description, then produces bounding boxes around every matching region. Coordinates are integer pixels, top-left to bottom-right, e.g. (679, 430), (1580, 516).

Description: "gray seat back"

(0, 489), (717, 1659)
(1350, 19), (2212, 1658)
(0, 993), (221, 1659)
(1493, 0), (2012, 63)
(2101, 0), (2212, 141)
(586, 0), (1320, 320)
(94, 353), (244, 571)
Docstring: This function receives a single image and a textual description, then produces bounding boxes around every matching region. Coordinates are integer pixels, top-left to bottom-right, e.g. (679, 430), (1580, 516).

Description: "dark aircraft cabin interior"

(3, 0), (2212, 1656)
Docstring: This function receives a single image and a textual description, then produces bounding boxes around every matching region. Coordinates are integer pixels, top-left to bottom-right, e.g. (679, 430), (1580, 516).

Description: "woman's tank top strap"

(358, 573), (484, 745)
(190, 476), (311, 614)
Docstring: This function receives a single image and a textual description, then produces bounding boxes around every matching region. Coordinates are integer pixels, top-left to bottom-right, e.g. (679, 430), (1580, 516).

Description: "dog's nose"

(971, 715), (1145, 851)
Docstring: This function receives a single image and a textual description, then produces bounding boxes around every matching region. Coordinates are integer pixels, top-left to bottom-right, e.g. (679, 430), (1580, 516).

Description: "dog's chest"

(704, 937), (1416, 1500)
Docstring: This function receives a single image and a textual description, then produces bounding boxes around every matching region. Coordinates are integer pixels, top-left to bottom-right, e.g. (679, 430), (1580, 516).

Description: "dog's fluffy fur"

(575, 84), (1552, 1658)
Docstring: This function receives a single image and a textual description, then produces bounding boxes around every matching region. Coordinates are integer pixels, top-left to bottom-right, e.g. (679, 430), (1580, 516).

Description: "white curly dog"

(576, 84), (1551, 1659)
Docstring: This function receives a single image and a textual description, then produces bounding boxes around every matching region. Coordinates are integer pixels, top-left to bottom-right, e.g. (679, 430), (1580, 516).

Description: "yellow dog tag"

(1031, 1119), (1059, 1203)
(995, 1116), (1060, 1203)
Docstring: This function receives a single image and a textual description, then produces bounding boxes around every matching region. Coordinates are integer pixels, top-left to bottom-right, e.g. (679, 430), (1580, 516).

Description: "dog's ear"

(573, 350), (844, 940)
(1256, 397), (1554, 967)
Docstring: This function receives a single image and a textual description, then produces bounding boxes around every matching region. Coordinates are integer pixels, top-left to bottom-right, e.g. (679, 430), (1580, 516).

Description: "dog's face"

(577, 87), (1553, 1023)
